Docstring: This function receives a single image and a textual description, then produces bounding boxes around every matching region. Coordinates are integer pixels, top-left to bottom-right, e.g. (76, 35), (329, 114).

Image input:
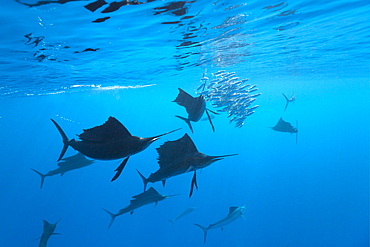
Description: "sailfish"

(137, 133), (237, 197)
(271, 117), (298, 143)
(194, 204), (248, 243)
(173, 88), (218, 133)
(37, 219), (61, 247)
(103, 187), (176, 228)
(31, 153), (95, 188)
(51, 117), (180, 182)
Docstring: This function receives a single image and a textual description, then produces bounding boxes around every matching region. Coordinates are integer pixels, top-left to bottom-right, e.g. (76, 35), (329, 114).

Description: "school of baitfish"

(196, 70), (262, 128)
(34, 70), (298, 246)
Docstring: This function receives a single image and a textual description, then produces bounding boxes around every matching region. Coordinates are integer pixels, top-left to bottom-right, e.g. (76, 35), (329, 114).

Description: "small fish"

(212, 70), (226, 76)
(248, 88), (258, 93)
(247, 105), (259, 111)
(168, 207), (197, 225)
(250, 93), (262, 98)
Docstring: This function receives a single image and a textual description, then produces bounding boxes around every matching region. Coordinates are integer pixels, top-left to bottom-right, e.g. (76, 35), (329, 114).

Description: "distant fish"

(37, 219), (61, 247)
(51, 117), (180, 182)
(194, 204), (248, 243)
(168, 207), (197, 225)
(173, 88), (218, 133)
(282, 93), (295, 111)
(201, 114), (215, 121)
(137, 133), (237, 197)
(31, 153), (95, 188)
(271, 117), (298, 143)
(103, 187), (177, 228)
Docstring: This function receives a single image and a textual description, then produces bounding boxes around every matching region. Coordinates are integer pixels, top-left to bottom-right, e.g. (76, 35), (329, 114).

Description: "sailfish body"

(103, 187), (175, 228)
(173, 88), (216, 132)
(271, 117), (298, 134)
(137, 133), (237, 197)
(31, 153), (95, 188)
(194, 205), (247, 243)
(51, 117), (179, 181)
(38, 219), (60, 247)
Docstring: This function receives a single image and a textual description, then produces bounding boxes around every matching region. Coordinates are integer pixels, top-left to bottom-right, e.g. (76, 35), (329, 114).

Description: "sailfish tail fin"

(175, 115), (193, 133)
(282, 93), (289, 111)
(136, 169), (149, 191)
(194, 223), (208, 243)
(30, 168), (46, 189)
(103, 209), (116, 228)
(50, 119), (69, 161)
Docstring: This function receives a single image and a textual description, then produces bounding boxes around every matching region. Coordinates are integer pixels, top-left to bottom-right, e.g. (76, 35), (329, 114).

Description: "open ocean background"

(0, 0), (369, 246)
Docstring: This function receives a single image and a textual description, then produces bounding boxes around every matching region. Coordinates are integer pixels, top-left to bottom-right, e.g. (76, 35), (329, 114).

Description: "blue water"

(0, 0), (369, 246)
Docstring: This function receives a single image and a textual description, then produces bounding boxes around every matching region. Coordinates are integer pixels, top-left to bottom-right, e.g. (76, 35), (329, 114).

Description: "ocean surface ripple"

(0, 0), (369, 97)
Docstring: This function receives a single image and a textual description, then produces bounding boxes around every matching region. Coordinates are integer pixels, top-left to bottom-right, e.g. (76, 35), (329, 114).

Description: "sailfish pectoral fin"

(111, 157), (130, 182)
(175, 115), (194, 133)
(189, 171), (198, 198)
(206, 108), (220, 115)
(206, 110), (215, 132)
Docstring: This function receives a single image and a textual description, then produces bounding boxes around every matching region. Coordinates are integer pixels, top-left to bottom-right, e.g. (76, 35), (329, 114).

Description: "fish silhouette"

(173, 88), (218, 133)
(137, 133), (237, 197)
(194, 204), (248, 243)
(271, 117), (298, 143)
(103, 187), (177, 228)
(168, 207), (197, 225)
(51, 117), (180, 182)
(37, 219), (61, 247)
(31, 153), (95, 188)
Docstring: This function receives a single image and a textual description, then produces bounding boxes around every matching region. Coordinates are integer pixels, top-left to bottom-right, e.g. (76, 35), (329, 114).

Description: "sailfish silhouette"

(173, 88), (218, 133)
(271, 117), (298, 143)
(51, 117), (180, 182)
(137, 133), (237, 197)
